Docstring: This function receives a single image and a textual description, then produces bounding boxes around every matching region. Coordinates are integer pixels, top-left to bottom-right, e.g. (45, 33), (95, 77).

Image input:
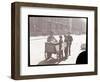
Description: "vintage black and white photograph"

(11, 2), (97, 79)
(28, 15), (87, 66)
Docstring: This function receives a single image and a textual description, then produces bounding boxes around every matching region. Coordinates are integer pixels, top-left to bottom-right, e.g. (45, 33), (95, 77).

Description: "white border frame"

(20, 6), (95, 76)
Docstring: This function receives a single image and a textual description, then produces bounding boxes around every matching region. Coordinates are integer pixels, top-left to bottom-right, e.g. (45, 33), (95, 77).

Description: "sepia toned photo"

(28, 15), (87, 66)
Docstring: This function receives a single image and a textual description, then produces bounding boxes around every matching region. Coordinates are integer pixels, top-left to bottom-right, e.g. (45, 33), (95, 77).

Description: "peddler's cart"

(45, 42), (59, 59)
(45, 42), (67, 59)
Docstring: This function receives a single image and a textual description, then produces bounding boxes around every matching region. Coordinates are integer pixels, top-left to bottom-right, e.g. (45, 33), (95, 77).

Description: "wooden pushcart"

(45, 42), (67, 60)
(45, 42), (59, 59)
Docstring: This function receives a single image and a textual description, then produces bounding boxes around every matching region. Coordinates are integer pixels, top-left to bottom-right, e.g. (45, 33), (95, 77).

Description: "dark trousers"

(64, 46), (68, 58)
(58, 50), (63, 60)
